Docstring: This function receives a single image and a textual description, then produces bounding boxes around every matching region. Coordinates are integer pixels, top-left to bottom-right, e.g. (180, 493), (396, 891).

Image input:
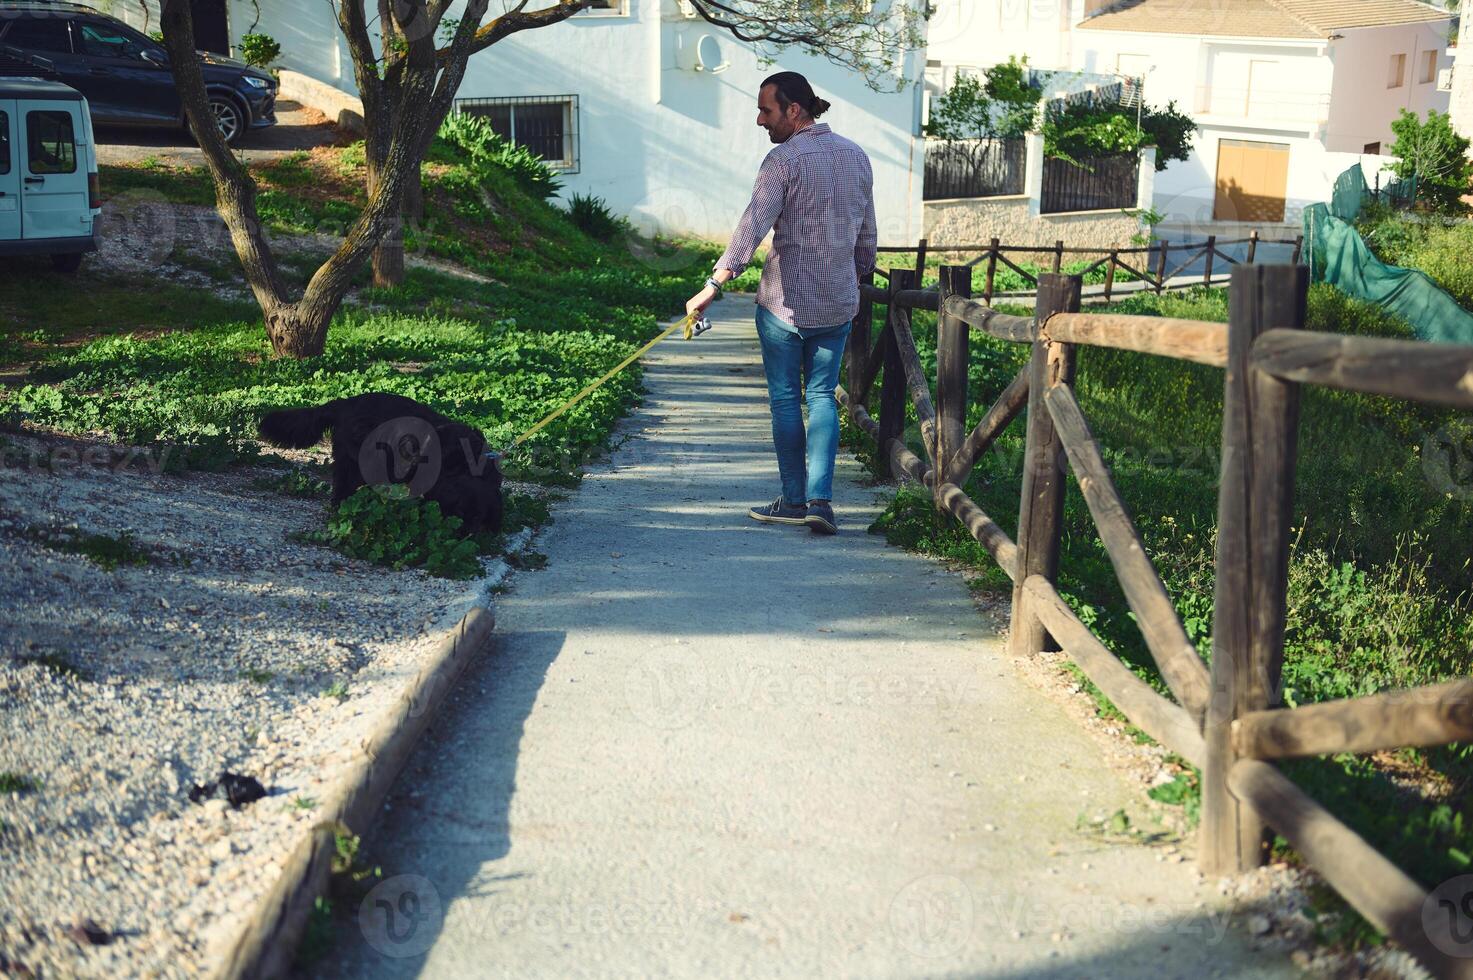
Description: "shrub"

(923, 57), (1039, 142)
(1388, 108), (1473, 215)
(566, 193), (623, 241)
(437, 113), (563, 201)
(309, 484), (481, 579)
(1042, 99), (1196, 171)
(238, 33), (282, 70)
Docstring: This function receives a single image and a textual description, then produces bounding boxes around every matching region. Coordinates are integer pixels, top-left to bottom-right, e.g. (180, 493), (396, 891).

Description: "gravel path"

(0, 430), (517, 977)
(312, 295), (1302, 979)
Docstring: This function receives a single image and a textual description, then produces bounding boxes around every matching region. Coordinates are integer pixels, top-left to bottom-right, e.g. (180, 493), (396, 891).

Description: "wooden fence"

(924, 138), (1027, 201)
(875, 232), (1304, 303)
(1041, 153), (1139, 214)
(843, 262), (1473, 978)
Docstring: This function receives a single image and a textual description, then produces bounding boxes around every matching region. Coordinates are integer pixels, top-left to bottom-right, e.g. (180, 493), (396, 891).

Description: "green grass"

(0, 772), (41, 794)
(1357, 205), (1473, 312)
(860, 282), (1473, 944)
(27, 526), (152, 570)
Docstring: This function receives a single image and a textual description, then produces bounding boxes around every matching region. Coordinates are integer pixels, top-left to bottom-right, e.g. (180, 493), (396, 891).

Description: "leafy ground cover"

(2, 131), (716, 577)
(857, 283), (1473, 946)
(1356, 204), (1473, 312)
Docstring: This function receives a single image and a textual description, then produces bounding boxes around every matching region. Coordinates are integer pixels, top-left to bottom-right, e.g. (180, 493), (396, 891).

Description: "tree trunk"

(263, 301), (332, 359)
(365, 129), (406, 289)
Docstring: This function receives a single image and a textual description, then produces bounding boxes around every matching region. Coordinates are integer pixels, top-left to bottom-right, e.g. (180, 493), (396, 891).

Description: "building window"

(578, 0), (629, 15)
(1421, 49), (1438, 84)
(1363, 141), (1381, 155)
(455, 95), (580, 172)
(1388, 52), (1406, 88)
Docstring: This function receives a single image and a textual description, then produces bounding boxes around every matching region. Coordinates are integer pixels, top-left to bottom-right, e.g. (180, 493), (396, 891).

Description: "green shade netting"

(1304, 165), (1473, 345)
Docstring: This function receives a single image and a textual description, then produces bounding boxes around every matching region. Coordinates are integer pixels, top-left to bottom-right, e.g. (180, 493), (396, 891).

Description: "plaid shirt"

(716, 123), (878, 329)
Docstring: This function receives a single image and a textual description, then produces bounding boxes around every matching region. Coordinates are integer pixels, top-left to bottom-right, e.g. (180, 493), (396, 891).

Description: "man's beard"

(764, 122), (792, 144)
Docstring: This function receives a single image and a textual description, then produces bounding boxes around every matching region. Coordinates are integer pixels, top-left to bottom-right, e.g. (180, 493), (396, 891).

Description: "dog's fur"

(258, 392), (503, 535)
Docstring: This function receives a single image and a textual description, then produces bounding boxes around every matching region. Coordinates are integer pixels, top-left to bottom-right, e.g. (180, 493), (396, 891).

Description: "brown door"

(1213, 139), (1290, 222)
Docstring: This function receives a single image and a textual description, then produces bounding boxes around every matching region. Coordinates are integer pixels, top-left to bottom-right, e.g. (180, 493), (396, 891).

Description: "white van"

(0, 77), (100, 272)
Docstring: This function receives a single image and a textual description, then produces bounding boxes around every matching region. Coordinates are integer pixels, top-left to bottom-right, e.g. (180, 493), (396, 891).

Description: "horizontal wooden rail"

(894, 288), (940, 309)
(878, 237), (1270, 256)
(938, 483), (1018, 578)
(1044, 384), (1212, 717)
(1023, 575), (1206, 766)
(1252, 330), (1473, 410)
(1233, 678), (1473, 760)
(1228, 760), (1470, 978)
(943, 295), (1034, 343)
(1043, 313), (1228, 367)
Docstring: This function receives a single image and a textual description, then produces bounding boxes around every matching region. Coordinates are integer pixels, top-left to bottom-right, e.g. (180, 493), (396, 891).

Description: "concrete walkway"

(316, 295), (1295, 979)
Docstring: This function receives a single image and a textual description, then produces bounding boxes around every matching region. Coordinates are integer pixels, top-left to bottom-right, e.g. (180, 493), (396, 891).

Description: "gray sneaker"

(749, 497), (807, 525)
(805, 500), (838, 535)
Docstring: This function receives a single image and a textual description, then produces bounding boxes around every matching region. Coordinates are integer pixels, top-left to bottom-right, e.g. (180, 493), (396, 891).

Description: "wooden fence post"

(1009, 272), (1081, 658)
(984, 237), (999, 305)
(1052, 239), (1064, 273)
(1203, 234), (1217, 284)
(849, 269), (875, 404)
(1201, 263), (1308, 875)
(914, 238), (929, 284)
(1246, 229), (1259, 264)
(1156, 239), (1169, 294)
(877, 269), (913, 467)
(1104, 250), (1117, 302)
(936, 265), (971, 499)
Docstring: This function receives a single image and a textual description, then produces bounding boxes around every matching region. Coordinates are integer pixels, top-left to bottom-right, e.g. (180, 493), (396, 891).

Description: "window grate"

(454, 94), (580, 173)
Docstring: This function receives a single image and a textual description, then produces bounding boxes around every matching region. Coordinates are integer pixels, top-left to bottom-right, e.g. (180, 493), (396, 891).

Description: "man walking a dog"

(686, 71), (877, 536)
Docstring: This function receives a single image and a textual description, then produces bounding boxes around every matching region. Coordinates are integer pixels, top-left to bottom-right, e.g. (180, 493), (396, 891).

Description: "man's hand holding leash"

(685, 271), (733, 337)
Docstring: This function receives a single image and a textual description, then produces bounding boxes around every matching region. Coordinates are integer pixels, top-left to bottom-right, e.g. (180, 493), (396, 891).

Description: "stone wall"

(922, 196), (1142, 250)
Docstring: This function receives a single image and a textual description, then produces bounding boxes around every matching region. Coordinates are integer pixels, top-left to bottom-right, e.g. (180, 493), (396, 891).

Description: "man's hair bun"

(809, 97), (831, 119)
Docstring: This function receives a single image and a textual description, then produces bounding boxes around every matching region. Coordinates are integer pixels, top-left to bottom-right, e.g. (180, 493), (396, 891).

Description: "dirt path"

(312, 295), (1299, 978)
(94, 101), (346, 168)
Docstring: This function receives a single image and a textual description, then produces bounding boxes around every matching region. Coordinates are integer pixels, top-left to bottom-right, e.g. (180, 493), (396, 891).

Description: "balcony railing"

(1194, 85), (1330, 126)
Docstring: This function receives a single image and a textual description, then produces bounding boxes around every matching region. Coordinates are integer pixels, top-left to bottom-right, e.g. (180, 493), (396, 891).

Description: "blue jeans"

(754, 305), (851, 505)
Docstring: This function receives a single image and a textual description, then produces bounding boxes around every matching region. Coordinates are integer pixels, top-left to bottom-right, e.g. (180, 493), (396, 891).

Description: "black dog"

(258, 392), (503, 535)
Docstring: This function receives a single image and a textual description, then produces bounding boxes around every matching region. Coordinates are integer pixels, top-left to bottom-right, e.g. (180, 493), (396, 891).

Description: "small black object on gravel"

(188, 771), (268, 809)
(68, 918), (111, 946)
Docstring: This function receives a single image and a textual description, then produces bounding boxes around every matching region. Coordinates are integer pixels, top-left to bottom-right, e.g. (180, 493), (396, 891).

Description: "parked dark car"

(0, 1), (275, 144)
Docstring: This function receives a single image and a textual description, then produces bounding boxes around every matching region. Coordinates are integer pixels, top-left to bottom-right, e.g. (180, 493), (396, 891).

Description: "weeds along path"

(315, 295), (1296, 978)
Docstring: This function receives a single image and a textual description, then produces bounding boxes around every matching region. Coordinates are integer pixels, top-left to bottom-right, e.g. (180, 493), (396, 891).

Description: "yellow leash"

(503, 311), (708, 453)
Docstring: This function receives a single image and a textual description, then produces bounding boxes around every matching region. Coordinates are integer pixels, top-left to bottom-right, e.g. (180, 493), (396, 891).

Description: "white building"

(925, 0), (1454, 231)
(106, 0), (928, 246)
(1079, 0), (1453, 229)
(1452, 0), (1473, 148)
